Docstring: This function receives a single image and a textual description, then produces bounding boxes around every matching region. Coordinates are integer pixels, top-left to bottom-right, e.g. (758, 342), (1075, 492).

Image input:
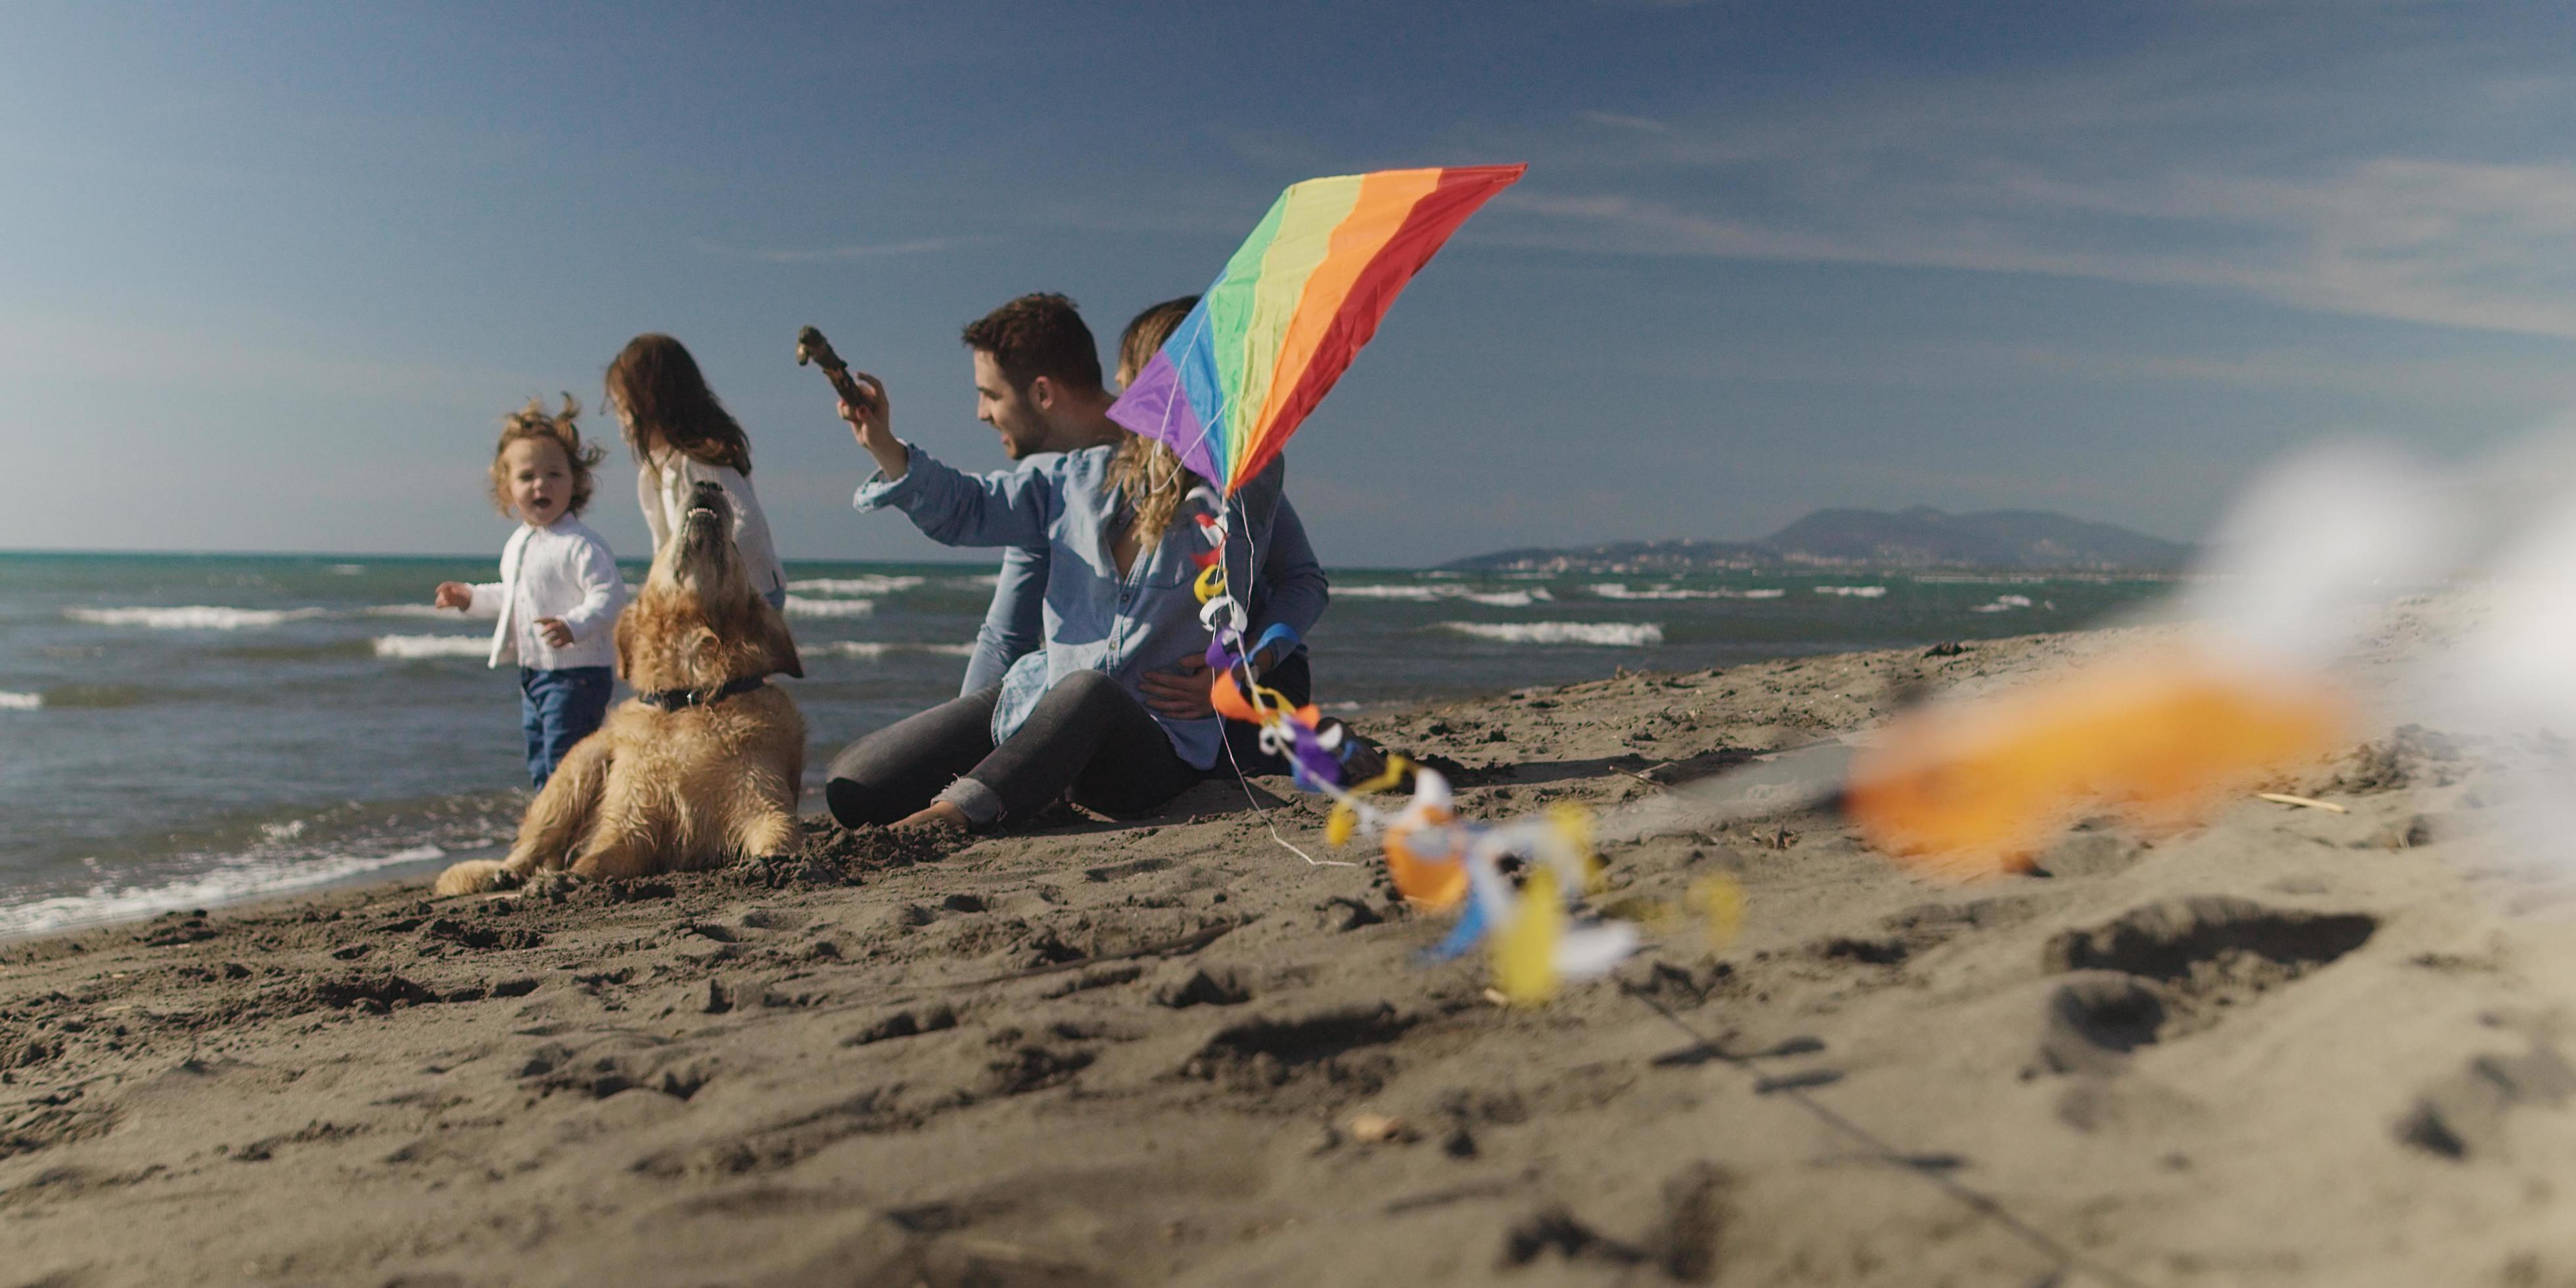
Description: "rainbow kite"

(1109, 164), (1526, 494)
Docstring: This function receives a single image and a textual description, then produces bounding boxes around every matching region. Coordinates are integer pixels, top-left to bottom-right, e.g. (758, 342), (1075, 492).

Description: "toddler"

(434, 396), (629, 788)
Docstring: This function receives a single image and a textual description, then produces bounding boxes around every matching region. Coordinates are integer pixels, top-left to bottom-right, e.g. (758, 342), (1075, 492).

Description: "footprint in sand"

(2032, 897), (2378, 1084)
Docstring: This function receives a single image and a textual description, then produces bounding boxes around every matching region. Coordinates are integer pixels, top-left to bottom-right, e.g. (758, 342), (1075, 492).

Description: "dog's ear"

(754, 597), (804, 679)
(612, 605), (637, 681)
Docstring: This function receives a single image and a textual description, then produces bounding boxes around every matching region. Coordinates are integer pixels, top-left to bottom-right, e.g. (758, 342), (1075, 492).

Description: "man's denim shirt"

(854, 441), (1285, 769)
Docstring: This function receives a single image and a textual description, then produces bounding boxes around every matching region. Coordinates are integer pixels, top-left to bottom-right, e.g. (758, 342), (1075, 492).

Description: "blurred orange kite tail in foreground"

(1842, 650), (2350, 880)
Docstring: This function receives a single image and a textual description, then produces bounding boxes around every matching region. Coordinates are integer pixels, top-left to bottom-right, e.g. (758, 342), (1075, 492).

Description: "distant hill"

(1444, 506), (2191, 574)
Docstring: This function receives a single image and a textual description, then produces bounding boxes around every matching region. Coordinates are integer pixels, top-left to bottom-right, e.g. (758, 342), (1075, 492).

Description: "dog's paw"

(432, 860), (511, 898)
(522, 869), (575, 903)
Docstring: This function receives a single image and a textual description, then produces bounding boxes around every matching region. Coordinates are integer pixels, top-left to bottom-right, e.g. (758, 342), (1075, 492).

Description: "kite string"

(1616, 983), (2151, 1288)
(1205, 488), (1364, 869)
(1217, 715), (1358, 868)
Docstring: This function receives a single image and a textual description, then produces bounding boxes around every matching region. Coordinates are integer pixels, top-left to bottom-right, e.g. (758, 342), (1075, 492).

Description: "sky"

(9, 1), (2576, 565)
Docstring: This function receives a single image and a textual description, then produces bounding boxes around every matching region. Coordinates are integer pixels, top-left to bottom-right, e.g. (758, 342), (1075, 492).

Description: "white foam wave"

(359, 603), (463, 619)
(66, 605), (332, 630)
(0, 844), (453, 939)
(784, 596), (877, 618)
(818, 641), (978, 658)
(787, 576), (925, 596)
(1589, 582), (1788, 601)
(327, 563), (365, 575)
(1813, 585), (1888, 599)
(0, 691), (41, 710)
(1969, 594), (2035, 614)
(1338, 584), (1554, 606)
(1437, 621), (1665, 647)
(372, 634), (490, 659)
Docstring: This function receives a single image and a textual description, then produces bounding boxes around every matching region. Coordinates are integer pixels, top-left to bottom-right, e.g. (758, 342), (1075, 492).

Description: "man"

(963, 296), (1328, 764)
(822, 294), (1323, 832)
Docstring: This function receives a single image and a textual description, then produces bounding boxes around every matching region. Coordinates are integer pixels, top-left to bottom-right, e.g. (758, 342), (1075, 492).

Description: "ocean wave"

(0, 791), (524, 940)
(1813, 586), (1888, 599)
(787, 575), (925, 596)
(27, 684), (150, 708)
(373, 635), (490, 659)
(0, 843), (455, 940)
(817, 641), (978, 659)
(327, 563), (366, 575)
(66, 605), (333, 630)
(1337, 584), (1554, 606)
(0, 691), (39, 710)
(783, 596), (877, 618)
(1437, 621), (1665, 647)
(1969, 594), (2036, 613)
(1588, 583), (1789, 601)
(361, 603), (460, 618)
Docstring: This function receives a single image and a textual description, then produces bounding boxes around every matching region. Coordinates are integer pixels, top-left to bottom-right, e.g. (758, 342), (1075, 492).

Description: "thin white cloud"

(693, 237), (974, 264)
(1473, 28), (2576, 340)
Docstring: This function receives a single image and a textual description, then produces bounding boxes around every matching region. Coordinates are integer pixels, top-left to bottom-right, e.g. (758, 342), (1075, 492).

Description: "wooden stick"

(2255, 792), (2347, 814)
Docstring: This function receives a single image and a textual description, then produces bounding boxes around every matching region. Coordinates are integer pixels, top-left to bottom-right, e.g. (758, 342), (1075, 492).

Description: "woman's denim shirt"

(961, 495), (1329, 697)
(854, 441), (1285, 769)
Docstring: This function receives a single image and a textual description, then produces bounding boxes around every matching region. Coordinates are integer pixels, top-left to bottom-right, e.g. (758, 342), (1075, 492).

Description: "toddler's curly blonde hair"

(486, 394), (606, 518)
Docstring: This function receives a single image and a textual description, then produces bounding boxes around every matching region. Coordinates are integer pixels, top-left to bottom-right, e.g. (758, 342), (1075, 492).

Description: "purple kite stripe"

(1107, 351), (1220, 487)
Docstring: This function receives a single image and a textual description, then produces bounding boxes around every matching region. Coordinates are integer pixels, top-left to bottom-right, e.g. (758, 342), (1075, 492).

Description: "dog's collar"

(635, 676), (768, 712)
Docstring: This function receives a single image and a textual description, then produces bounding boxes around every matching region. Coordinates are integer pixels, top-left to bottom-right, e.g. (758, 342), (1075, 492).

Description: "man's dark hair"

(961, 293), (1103, 395)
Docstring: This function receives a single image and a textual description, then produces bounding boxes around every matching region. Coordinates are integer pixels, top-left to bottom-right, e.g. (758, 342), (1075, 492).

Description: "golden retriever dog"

(434, 482), (806, 896)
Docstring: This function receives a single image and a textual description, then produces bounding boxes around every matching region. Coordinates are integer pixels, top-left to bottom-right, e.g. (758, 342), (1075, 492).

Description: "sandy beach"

(2, 620), (2557, 1287)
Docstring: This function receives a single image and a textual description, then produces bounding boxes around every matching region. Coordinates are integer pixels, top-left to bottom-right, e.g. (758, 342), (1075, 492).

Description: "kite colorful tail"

(1187, 503), (1739, 1003)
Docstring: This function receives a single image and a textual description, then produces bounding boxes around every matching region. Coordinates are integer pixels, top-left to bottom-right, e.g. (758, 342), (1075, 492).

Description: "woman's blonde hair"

(1106, 295), (1201, 552)
(488, 394), (605, 518)
(604, 333), (755, 475)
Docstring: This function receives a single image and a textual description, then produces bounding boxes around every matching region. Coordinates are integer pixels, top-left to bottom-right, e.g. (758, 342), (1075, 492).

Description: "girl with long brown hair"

(605, 334), (790, 609)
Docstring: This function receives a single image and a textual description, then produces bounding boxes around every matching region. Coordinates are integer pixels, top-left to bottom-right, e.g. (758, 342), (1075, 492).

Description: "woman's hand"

(835, 371), (908, 480)
(535, 617), (576, 649)
(1140, 653), (1221, 719)
(434, 582), (472, 610)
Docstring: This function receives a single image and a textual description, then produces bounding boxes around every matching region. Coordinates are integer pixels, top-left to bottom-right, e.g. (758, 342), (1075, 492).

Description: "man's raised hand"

(835, 371), (908, 480)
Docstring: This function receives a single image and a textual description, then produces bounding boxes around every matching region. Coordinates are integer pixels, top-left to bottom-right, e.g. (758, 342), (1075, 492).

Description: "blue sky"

(8, 1), (2576, 564)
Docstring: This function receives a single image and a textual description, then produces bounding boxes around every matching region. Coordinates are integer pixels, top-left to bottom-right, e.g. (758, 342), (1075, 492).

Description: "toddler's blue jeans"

(520, 666), (613, 789)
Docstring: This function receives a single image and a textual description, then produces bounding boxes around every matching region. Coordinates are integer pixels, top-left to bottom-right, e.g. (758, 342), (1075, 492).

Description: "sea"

(0, 551), (2173, 939)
